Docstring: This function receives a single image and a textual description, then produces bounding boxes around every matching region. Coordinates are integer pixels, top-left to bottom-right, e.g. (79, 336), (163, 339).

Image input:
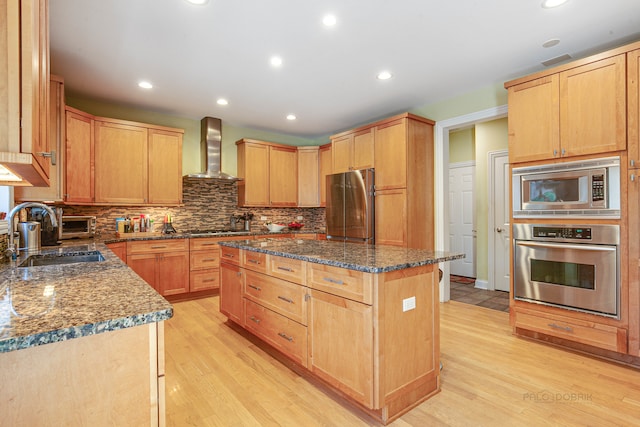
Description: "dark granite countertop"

(218, 239), (465, 273)
(0, 242), (173, 353)
(100, 228), (324, 244)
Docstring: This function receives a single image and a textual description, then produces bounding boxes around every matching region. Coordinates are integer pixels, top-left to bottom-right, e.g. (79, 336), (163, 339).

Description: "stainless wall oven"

(513, 223), (620, 318)
(512, 156), (620, 218)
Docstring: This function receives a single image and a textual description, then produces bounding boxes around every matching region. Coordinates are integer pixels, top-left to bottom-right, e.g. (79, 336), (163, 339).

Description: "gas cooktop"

(186, 229), (251, 237)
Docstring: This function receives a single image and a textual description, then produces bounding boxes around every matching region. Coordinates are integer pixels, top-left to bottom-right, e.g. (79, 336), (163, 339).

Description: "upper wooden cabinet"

(0, 0), (53, 186)
(506, 53), (627, 163)
(15, 75), (64, 202)
(65, 110), (183, 206)
(318, 143), (332, 207)
(297, 146), (319, 207)
(331, 128), (374, 173)
(236, 139), (297, 207)
(628, 49), (640, 167)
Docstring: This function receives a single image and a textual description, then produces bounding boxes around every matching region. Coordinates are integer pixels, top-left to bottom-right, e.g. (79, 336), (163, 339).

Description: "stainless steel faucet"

(5, 202), (58, 260)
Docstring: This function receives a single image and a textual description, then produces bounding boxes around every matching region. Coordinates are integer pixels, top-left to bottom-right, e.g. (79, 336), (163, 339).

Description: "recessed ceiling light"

(217, 98), (228, 106)
(185, 0), (209, 5)
(541, 0), (569, 8)
(270, 56), (283, 67)
(377, 71), (392, 80)
(286, 114), (297, 121)
(323, 14), (337, 27)
(542, 38), (560, 48)
(138, 81), (153, 89)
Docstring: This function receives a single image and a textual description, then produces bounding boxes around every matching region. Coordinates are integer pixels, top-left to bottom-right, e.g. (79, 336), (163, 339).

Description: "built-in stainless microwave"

(512, 156), (620, 219)
(58, 215), (96, 240)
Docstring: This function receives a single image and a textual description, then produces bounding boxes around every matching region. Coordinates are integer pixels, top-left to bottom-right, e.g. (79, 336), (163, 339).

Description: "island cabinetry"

(0, 0), (52, 186)
(15, 75), (65, 202)
(64, 106), (94, 203)
(220, 246), (244, 325)
(506, 53), (626, 163)
(306, 262), (372, 304)
(236, 139), (297, 207)
(319, 143), (332, 206)
(331, 127), (374, 173)
(244, 270), (308, 325)
(126, 239), (189, 297)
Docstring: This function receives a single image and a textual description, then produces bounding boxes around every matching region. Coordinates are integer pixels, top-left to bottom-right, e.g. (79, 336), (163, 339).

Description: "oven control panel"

(533, 226), (592, 240)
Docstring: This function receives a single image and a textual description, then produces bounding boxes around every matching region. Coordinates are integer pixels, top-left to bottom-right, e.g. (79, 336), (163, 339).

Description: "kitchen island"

(218, 238), (463, 424)
(0, 242), (173, 426)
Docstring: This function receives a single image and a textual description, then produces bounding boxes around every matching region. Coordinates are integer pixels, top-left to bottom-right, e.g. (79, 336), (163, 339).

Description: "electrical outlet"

(296, 216), (303, 220)
(260, 216), (267, 221)
(402, 296), (416, 312)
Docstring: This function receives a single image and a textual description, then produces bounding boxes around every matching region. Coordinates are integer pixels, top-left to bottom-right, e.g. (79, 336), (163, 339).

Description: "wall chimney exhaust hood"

(187, 117), (241, 180)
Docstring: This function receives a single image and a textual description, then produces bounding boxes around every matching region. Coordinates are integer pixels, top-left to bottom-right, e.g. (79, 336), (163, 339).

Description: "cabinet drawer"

(244, 270), (308, 325)
(245, 299), (308, 367)
(268, 255), (305, 285)
(514, 309), (627, 353)
(190, 269), (220, 292)
(220, 246), (240, 265)
(242, 250), (267, 273)
(127, 239), (189, 255)
(190, 250), (220, 270)
(190, 238), (220, 251)
(307, 263), (373, 304)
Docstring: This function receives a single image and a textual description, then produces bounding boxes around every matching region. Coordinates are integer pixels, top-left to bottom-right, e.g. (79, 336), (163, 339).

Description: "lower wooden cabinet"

(105, 242), (126, 263)
(126, 239), (189, 297)
(220, 257), (244, 325)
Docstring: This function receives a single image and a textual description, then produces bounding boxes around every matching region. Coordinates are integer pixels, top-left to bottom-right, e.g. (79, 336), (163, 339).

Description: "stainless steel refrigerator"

(325, 168), (375, 243)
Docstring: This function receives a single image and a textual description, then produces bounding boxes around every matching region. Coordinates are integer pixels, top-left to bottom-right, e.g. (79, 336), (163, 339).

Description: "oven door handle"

(516, 241), (616, 252)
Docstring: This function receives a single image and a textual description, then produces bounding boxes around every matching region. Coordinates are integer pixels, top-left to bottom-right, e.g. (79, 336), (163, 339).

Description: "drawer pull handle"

(202, 278), (216, 283)
(201, 243), (218, 246)
(250, 316), (261, 324)
(278, 332), (293, 342)
(277, 266), (294, 272)
(248, 284), (262, 291)
(548, 323), (573, 333)
(151, 245), (167, 249)
(277, 296), (294, 304)
(203, 258), (217, 262)
(223, 253), (235, 258)
(248, 259), (261, 264)
(323, 277), (344, 285)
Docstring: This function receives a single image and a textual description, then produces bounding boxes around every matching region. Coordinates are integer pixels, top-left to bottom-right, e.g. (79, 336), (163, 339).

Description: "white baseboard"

(474, 279), (489, 290)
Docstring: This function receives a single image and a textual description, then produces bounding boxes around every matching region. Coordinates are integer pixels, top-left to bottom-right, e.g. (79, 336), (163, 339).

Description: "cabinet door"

(15, 75), (64, 202)
(331, 134), (352, 173)
(352, 128), (374, 170)
(297, 146), (319, 207)
(127, 253), (158, 291)
(629, 49), (640, 167)
(106, 242), (126, 263)
(157, 252), (189, 296)
(560, 54), (626, 158)
(319, 144), (332, 207)
(507, 75), (560, 163)
(94, 120), (148, 204)
(220, 263), (244, 325)
(309, 289), (373, 407)
(64, 109), (94, 203)
(269, 146), (297, 206)
(628, 169), (640, 357)
(375, 188), (407, 247)
(238, 142), (269, 206)
(374, 119), (407, 189)
(148, 129), (182, 205)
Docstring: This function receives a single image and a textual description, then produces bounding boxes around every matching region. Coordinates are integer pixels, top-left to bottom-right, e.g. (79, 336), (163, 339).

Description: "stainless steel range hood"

(187, 117), (241, 180)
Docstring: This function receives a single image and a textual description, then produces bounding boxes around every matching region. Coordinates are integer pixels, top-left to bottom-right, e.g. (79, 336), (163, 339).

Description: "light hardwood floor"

(165, 296), (640, 426)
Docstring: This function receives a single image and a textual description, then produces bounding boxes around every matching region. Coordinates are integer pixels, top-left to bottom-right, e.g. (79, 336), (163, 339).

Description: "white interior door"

(448, 162), (476, 278)
(490, 151), (510, 292)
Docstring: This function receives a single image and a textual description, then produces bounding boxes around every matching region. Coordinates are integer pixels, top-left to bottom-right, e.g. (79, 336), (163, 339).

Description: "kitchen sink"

(18, 251), (105, 268)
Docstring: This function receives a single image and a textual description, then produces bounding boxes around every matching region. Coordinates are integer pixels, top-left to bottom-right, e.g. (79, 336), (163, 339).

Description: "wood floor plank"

(164, 297), (640, 426)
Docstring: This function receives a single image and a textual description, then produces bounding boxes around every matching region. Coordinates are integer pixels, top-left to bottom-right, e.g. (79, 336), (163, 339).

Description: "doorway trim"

(434, 104), (508, 302)
(487, 149), (509, 292)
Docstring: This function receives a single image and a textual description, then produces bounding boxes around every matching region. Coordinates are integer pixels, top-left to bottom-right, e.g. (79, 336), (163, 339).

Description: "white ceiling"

(50, 0), (640, 138)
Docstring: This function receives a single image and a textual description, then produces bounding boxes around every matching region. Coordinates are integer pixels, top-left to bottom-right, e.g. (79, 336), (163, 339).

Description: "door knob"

(496, 227), (504, 232)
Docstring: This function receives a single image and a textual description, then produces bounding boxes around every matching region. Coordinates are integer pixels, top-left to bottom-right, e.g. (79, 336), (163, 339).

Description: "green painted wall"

(474, 117), (508, 283)
(449, 127), (475, 164)
(65, 93), (323, 176)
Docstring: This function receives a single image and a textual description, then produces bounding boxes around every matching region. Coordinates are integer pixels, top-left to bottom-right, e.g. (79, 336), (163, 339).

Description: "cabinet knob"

(632, 174), (636, 182)
(553, 149), (558, 156)
(632, 159), (636, 167)
(561, 148), (566, 156)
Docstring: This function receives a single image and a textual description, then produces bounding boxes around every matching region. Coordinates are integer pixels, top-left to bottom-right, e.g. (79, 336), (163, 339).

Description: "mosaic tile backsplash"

(57, 178), (326, 235)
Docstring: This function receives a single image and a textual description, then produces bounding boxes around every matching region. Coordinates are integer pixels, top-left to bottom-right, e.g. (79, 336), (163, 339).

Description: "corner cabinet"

(0, 0), (53, 186)
(64, 110), (184, 206)
(506, 53), (627, 163)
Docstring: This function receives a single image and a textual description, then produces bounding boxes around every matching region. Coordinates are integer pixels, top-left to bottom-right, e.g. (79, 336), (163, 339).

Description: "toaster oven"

(58, 215), (96, 240)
